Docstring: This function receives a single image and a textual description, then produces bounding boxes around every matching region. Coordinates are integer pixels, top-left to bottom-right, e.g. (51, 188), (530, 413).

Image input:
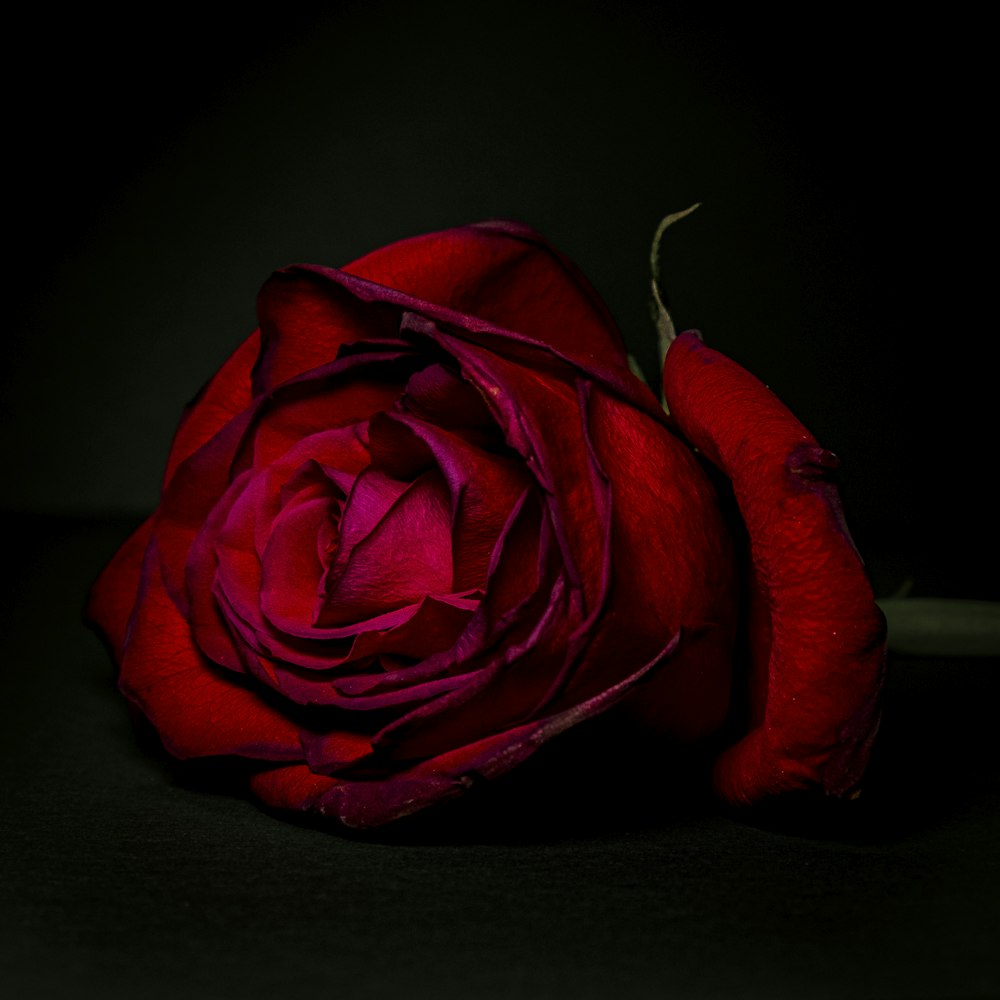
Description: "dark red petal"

(318, 470), (454, 626)
(367, 556), (570, 761)
(247, 371), (403, 471)
(398, 362), (497, 442)
(427, 333), (608, 614)
(255, 264), (659, 425)
(299, 729), (374, 774)
(255, 222), (633, 397)
(118, 539), (303, 761)
(344, 221), (629, 366)
(248, 765), (337, 814)
(186, 467), (257, 674)
(257, 495), (332, 629)
(211, 427), (369, 648)
(373, 411), (531, 591)
(562, 383), (738, 741)
(320, 465), (410, 584)
(662, 332), (887, 803)
(254, 269), (399, 392)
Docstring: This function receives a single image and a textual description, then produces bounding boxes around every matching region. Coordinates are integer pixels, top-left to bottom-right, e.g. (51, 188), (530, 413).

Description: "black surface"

(2, 518), (998, 999)
(4, 5), (996, 998)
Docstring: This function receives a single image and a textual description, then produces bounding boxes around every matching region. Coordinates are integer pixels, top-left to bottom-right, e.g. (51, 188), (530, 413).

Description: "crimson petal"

(662, 332), (887, 803)
(254, 221), (630, 397)
(117, 539), (303, 761)
(318, 470), (454, 626)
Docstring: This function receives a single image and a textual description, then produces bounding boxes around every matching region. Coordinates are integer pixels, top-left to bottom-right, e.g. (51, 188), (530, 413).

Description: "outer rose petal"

(663, 332), (887, 804)
(253, 221), (630, 394)
(345, 221), (629, 366)
(571, 384), (738, 741)
(118, 539), (303, 761)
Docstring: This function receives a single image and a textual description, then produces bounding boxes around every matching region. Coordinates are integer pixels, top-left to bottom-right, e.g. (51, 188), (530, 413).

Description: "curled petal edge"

(250, 632), (680, 829)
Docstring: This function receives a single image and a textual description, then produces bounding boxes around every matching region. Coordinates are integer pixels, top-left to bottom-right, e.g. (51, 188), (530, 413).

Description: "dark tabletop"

(4, 5), (996, 997)
(2, 517), (997, 999)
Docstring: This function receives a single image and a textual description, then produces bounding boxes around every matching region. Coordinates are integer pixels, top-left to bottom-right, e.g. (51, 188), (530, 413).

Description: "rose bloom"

(87, 222), (886, 829)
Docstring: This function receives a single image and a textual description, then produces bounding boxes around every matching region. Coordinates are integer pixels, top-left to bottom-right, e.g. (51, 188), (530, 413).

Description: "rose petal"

(662, 331), (887, 803)
(559, 381), (738, 742)
(254, 268), (400, 392)
(254, 221), (631, 397)
(398, 362), (498, 446)
(246, 368), (405, 471)
(157, 349), (403, 612)
(118, 539), (302, 760)
(371, 411), (531, 591)
(345, 222), (630, 366)
(299, 729), (374, 774)
(318, 470), (454, 625)
(268, 489), (539, 709)
(258, 495), (335, 630)
(368, 548), (569, 761)
(247, 764), (337, 815)
(422, 328), (607, 615)
(319, 465), (412, 591)
(255, 263), (660, 425)
(211, 427), (368, 638)
(263, 594), (480, 706)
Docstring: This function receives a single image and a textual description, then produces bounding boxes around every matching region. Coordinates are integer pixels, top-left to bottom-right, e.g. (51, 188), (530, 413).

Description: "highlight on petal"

(662, 331), (887, 804)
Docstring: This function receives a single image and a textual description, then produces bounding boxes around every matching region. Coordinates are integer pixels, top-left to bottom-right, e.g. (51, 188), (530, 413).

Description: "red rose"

(87, 221), (885, 829)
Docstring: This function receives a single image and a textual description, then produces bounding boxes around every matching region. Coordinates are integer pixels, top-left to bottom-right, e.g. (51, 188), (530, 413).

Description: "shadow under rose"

(730, 651), (1000, 844)
(129, 646), (1000, 847)
(133, 708), (722, 846)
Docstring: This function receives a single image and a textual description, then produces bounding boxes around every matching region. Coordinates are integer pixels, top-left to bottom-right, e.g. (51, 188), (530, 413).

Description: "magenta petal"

(379, 413), (531, 591)
(185, 469), (258, 675)
(320, 466), (411, 588)
(258, 495), (334, 633)
(398, 362), (498, 444)
(318, 470), (455, 626)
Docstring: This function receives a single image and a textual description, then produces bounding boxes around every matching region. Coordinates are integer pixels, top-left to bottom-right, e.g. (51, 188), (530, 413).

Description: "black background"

(3, 4), (997, 998)
(5, 1), (995, 597)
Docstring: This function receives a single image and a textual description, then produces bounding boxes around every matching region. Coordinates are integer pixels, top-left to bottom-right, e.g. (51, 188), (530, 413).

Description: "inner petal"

(397, 362), (501, 448)
(259, 492), (339, 635)
(320, 466), (413, 593)
(317, 469), (455, 627)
